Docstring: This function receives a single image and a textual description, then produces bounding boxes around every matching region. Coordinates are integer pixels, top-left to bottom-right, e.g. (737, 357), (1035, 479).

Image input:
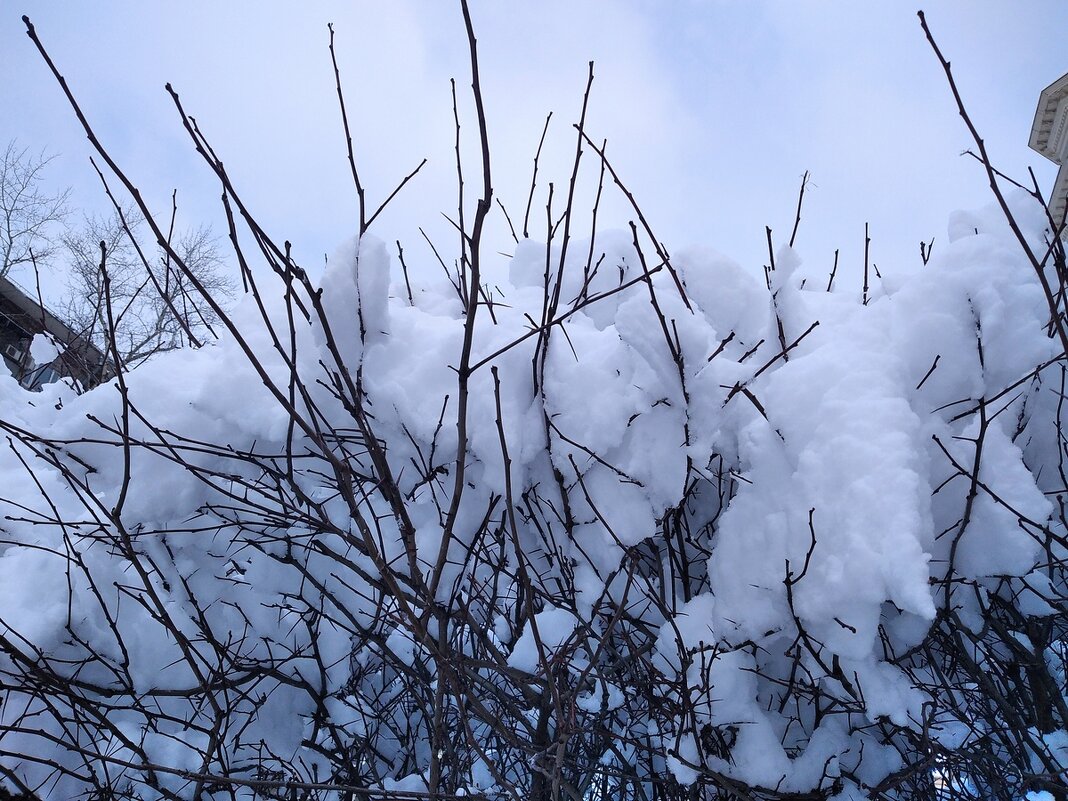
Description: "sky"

(1, 1), (1066, 302)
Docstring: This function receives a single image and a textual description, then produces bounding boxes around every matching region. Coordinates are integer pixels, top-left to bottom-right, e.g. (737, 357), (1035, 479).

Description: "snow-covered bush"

(1, 8), (1065, 801)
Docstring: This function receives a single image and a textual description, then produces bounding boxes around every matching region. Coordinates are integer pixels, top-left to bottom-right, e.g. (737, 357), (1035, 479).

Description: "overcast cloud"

(1, 1), (1065, 297)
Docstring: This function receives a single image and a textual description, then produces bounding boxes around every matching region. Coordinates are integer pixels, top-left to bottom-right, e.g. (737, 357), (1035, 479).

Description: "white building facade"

(1029, 71), (1068, 231)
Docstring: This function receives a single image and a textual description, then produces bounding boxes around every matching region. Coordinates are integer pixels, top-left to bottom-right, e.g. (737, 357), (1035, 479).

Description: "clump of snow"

(29, 332), (61, 365)
(0, 188), (1063, 798)
(507, 606), (580, 672)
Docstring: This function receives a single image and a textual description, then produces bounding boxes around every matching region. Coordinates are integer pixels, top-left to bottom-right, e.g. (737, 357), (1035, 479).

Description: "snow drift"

(0, 191), (1065, 800)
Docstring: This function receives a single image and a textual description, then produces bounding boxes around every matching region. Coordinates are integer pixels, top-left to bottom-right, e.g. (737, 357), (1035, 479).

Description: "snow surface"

(0, 190), (1064, 798)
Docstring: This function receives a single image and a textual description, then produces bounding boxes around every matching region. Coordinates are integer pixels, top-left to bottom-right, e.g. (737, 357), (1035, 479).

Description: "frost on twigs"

(1, 8), (1066, 801)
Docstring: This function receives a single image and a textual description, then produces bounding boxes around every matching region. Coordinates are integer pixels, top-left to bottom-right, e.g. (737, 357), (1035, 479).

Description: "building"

(1029, 71), (1068, 231)
(0, 274), (110, 391)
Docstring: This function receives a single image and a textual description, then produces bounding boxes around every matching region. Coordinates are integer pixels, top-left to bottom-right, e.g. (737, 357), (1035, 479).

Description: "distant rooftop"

(0, 273), (110, 390)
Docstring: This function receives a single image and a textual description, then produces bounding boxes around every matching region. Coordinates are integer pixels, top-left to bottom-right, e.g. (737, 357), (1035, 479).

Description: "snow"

(506, 606), (580, 672)
(0, 189), (1064, 798)
(29, 331), (61, 365)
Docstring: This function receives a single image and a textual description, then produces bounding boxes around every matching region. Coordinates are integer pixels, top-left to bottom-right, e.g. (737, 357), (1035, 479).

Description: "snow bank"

(0, 190), (1063, 798)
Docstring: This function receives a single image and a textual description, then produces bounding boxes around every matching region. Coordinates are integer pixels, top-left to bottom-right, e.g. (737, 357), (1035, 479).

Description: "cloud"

(2, 0), (1064, 296)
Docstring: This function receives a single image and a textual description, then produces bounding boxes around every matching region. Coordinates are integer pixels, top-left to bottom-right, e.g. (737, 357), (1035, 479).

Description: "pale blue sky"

(2, 2), (1065, 298)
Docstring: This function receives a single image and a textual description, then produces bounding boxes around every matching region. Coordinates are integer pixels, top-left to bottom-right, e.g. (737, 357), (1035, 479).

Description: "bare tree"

(0, 140), (69, 279)
(61, 205), (231, 371)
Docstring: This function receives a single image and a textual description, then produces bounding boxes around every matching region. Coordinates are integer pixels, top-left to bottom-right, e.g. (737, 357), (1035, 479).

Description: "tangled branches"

(0, 7), (1065, 801)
